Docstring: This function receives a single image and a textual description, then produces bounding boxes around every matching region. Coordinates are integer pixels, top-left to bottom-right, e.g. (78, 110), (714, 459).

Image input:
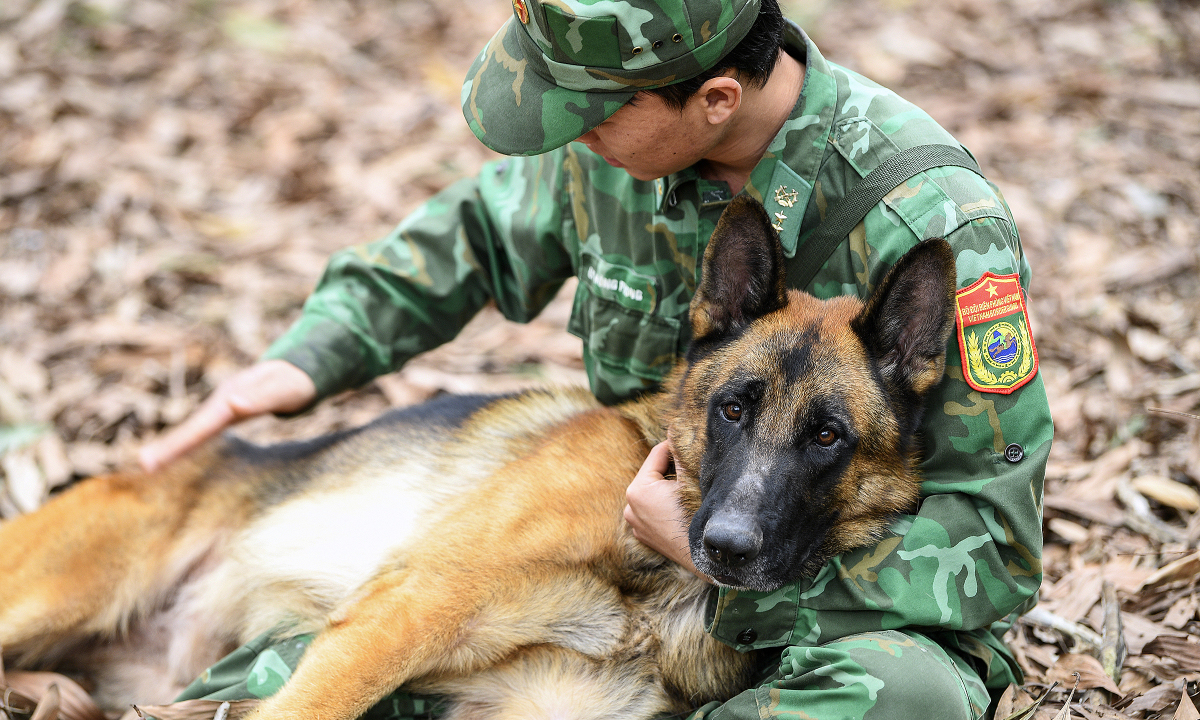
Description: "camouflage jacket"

(264, 23), (1052, 716)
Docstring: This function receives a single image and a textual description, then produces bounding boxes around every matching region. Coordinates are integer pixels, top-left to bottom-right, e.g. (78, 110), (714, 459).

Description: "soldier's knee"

(773, 630), (986, 719)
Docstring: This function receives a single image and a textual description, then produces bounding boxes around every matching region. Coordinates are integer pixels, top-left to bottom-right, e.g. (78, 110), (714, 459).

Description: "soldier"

(141, 0), (1053, 717)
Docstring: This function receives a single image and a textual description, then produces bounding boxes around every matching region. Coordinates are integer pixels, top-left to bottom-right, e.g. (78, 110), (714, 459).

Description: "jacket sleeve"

(261, 153), (577, 402)
(695, 196), (1053, 716)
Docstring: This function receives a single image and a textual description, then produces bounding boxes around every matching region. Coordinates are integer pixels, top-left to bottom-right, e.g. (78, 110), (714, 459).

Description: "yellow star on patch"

(954, 272), (1040, 395)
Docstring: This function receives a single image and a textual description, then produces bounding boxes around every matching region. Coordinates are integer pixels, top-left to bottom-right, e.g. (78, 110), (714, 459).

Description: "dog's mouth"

(691, 550), (777, 592)
(700, 565), (782, 593)
(692, 524), (831, 592)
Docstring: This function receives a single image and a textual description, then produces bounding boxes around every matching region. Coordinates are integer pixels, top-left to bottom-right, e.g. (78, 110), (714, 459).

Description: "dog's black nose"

(702, 522), (762, 569)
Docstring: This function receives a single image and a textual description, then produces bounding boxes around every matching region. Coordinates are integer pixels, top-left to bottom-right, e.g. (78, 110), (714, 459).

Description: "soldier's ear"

(690, 197), (788, 344)
(696, 75), (741, 126)
(853, 238), (957, 402)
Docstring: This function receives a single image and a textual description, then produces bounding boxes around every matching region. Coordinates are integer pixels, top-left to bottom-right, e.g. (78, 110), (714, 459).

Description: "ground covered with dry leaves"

(2, 0), (1199, 718)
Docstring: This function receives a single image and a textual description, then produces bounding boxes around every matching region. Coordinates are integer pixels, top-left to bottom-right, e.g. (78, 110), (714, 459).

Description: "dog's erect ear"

(690, 197), (788, 343)
(852, 238), (957, 399)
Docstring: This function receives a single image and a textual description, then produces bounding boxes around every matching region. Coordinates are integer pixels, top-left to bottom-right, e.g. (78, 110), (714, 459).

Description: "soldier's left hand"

(624, 441), (711, 582)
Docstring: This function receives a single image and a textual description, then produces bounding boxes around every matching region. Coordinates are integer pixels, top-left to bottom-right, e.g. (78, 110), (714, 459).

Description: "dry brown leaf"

(1126, 327), (1173, 364)
(1072, 706), (1139, 719)
(1142, 552), (1200, 589)
(1043, 494), (1124, 527)
(1047, 570), (1105, 624)
(6, 670), (107, 720)
(1143, 636), (1200, 672)
(132, 698), (261, 720)
(1053, 674), (1082, 720)
(1177, 690), (1200, 720)
(996, 683), (1034, 717)
(1126, 684), (1184, 713)
(28, 682), (59, 720)
(995, 681), (1057, 720)
(1048, 518), (1091, 544)
(1131, 475), (1200, 512)
(1047, 655), (1122, 694)
(1071, 441), (1147, 500)
(1165, 596), (1200, 630)
(1117, 476), (1188, 544)
(1091, 557), (1155, 595)
(1122, 612), (1178, 655)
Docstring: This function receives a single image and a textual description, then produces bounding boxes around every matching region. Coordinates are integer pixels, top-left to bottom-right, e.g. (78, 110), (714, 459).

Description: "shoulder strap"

(791, 144), (982, 289)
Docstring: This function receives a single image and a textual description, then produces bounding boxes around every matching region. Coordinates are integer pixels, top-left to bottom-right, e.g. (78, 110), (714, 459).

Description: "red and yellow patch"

(954, 272), (1039, 394)
(512, 0), (529, 24)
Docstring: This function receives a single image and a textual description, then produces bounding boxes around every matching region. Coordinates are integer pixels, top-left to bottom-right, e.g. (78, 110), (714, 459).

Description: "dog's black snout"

(702, 522), (762, 569)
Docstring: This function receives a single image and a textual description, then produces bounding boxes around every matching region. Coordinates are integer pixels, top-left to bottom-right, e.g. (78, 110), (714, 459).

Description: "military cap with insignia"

(461, 0), (762, 157)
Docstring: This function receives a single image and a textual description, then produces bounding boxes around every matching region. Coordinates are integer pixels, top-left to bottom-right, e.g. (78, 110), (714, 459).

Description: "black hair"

(645, 0), (787, 111)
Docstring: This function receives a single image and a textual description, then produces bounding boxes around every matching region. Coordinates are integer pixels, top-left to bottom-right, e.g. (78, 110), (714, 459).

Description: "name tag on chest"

(582, 255), (657, 314)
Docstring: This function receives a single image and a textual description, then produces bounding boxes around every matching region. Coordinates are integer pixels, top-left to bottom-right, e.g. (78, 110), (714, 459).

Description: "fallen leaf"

(1131, 475), (1200, 512)
(1177, 689), (1200, 720)
(1047, 655), (1122, 694)
(5, 670), (107, 720)
(1143, 553), (1200, 589)
(1143, 636), (1200, 672)
(132, 699), (260, 720)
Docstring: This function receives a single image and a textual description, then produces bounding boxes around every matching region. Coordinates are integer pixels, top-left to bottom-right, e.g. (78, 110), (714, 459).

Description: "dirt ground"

(2, 0), (1199, 717)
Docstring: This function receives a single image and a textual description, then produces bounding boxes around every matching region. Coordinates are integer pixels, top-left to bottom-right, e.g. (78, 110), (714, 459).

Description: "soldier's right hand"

(138, 359), (317, 473)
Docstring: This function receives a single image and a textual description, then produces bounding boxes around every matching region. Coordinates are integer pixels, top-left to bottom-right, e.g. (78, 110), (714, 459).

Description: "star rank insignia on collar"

(771, 186), (798, 231)
(774, 186), (798, 208)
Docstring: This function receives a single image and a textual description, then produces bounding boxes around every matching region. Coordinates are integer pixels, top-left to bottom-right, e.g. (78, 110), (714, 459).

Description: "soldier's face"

(574, 92), (721, 181)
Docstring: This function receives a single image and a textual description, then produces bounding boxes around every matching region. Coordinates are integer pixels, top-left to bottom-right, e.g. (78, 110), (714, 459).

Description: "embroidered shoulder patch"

(954, 272), (1039, 394)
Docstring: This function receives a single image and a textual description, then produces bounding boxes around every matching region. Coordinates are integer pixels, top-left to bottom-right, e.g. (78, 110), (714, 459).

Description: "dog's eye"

(815, 428), (838, 446)
(721, 403), (743, 422)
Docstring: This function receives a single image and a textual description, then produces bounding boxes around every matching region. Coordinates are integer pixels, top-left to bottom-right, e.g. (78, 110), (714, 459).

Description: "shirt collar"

(743, 22), (837, 257)
(655, 168), (702, 212)
(655, 23), (837, 226)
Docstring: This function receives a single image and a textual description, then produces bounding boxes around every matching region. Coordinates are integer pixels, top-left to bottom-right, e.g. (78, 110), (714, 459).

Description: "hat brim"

(462, 20), (636, 157)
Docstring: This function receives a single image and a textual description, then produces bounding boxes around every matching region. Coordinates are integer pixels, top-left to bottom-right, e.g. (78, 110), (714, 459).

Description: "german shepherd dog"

(0, 197), (957, 720)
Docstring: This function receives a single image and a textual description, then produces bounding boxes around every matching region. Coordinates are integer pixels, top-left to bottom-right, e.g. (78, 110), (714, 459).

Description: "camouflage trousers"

(174, 628), (990, 719)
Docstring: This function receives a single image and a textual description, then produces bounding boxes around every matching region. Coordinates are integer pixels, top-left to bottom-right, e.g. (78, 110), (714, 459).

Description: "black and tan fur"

(0, 197), (957, 720)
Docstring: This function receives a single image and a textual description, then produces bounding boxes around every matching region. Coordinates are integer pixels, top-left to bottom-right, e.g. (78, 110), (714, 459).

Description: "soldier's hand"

(624, 441), (710, 581)
(138, 359), (316, 473)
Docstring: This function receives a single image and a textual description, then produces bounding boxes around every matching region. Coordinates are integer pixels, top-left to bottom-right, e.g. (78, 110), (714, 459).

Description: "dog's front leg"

(244, 568), (491, 720)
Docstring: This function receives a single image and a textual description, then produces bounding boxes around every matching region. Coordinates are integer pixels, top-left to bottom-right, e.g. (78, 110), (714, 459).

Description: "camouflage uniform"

(177, 6), (1052, 720)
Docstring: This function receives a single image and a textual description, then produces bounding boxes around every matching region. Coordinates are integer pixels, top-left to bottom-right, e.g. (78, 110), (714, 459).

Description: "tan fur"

(0, 199), (955, 719)
(0, 388), (751, 719)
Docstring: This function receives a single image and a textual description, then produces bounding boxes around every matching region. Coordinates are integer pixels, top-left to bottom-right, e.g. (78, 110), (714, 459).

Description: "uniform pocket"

(567, 281), (682, 403)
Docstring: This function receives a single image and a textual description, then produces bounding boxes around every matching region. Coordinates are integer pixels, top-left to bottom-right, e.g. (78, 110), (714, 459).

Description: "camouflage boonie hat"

(461, 0), (763, 157)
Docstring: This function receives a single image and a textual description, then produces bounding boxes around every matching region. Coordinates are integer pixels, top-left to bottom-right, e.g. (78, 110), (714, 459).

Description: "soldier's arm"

(141, 155), (576, 471)
(262, 157), (577, 403)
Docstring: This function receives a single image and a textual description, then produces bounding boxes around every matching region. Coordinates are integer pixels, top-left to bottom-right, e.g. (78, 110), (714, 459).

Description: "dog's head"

(659, 196), (957, 591)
